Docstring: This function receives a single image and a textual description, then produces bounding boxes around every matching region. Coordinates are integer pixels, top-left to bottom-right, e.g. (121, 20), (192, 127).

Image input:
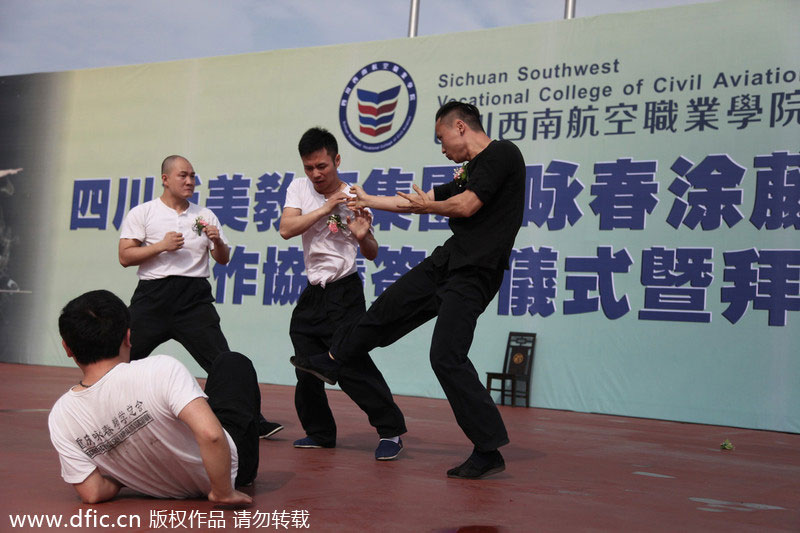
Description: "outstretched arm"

(178, 397), (253, 505)
(0, 168), (22, 178)
(350, 184), (482, 218)
(347, 184), (430, 213)
(398, 184), (483, 218)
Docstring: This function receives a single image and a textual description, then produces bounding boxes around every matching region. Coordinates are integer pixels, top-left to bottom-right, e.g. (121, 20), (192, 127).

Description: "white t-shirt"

(119, 198), (229, 280)
(284, 178), (372, 287)
(48, 355), (238, 499)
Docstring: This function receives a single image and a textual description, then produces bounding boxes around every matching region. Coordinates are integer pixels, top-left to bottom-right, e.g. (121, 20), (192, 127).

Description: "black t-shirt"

(433, 139), (526, 271)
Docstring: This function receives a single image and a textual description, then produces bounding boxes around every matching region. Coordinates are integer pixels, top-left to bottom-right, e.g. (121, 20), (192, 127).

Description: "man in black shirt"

(292, 102), (526, 479)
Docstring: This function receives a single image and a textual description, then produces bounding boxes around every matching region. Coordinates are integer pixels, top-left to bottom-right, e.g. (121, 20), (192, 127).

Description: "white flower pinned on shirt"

(192, 216), (209, 236)
(453, 163), (468, 185)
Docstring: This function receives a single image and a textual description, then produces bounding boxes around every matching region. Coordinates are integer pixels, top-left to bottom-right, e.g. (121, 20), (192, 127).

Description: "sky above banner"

(0, 0), (713, 77)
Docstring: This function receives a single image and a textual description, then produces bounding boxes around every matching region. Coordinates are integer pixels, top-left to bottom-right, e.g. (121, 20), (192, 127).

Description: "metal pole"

(408, 0), (420, 37)
(564, 0), (576, 19)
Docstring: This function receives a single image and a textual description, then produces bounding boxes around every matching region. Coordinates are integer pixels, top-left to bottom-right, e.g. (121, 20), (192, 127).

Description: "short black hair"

(435, 102), (485, 133)
(58, 290), (130, 365)
(298, 127), (338, 159)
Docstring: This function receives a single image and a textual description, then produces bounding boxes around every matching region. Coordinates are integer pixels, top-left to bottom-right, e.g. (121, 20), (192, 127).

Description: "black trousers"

(290, 273), (406, 446)
(129, 276), (229, 373)
(332, 251), (509, 452)
(204, 351), (261, 487)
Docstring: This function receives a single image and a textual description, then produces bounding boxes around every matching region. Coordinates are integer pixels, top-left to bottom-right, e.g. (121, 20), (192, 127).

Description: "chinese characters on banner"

(69, 150), (799, 327)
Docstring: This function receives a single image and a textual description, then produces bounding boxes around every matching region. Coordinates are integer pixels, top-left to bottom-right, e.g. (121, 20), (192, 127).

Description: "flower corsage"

(327, 214), (347, 233)
(192, 216), (209, 236)
(453, 163), (468, 186)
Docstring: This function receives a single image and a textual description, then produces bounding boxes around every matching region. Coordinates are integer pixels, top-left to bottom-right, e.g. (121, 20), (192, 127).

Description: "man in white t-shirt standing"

(48, 289), (258, 503)
(279, 128), (406, 459)
(119, 155), (282, 438)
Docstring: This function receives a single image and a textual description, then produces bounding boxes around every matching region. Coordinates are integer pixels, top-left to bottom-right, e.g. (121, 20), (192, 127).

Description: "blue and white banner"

(1, 0), (797, 432)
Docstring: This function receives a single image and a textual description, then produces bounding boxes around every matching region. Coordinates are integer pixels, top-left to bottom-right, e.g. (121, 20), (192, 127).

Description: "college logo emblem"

(339, 61), (417, 152)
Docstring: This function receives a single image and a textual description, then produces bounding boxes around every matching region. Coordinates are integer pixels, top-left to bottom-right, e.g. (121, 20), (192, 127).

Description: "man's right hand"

(324, 191), (349, 214)
(208, 488), (253, 506)
(160, 231), (184, 252)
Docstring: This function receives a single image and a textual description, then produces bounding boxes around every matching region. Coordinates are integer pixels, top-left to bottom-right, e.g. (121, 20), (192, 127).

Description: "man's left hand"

(203, 225), (223, 244)
(346, 208), (373, 241)
(398, 184), (431, 214)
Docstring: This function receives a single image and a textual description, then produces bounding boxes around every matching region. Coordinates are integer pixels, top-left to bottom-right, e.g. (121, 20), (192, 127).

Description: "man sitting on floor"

(48, 289), (258, 504)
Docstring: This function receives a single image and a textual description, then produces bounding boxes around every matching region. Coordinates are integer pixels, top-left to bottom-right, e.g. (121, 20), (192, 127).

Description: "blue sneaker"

(375, 438), (403, 461)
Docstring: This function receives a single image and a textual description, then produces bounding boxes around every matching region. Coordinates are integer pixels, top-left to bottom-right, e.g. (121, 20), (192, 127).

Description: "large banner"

(1, 0), (797, 432)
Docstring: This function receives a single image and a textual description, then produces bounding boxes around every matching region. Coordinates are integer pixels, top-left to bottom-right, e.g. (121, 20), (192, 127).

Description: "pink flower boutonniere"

(327, 214), (346, 233)
(453, 163), (468, 186)
(193, 216), (209, 236)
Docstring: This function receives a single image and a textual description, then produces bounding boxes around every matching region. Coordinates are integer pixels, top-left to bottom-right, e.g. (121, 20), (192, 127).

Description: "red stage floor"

(1, 362), (798, 532)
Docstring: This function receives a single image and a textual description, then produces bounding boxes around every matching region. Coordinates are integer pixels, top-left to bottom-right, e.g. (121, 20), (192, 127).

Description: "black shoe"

(258, 420), (284, 439)
(290, 353), (340, 385)
(447, 450), (505, 479)
(293, 436), (334, 448)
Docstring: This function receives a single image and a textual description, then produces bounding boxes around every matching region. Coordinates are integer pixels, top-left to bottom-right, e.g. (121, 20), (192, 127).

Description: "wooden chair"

(486, 332), (536, 407)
